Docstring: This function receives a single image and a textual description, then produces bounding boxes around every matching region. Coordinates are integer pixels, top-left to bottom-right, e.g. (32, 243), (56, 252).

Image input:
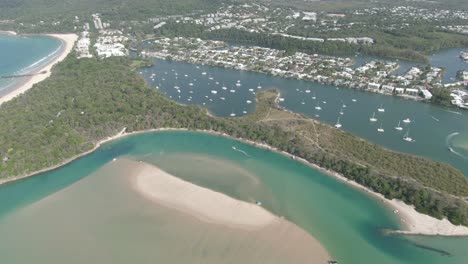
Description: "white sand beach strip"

(390, 199), (468, 236)
(0, 33), (78, 105)
(132, 159), (277, 229)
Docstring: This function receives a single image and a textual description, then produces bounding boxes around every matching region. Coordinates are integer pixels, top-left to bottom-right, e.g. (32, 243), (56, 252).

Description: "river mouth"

(0, 131), (466, 264)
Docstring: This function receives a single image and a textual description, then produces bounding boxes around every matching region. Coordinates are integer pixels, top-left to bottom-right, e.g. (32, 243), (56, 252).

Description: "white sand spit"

(390, 199), (468, 236)
(0, 33), (78, 105)
(132, 160), (277, 229)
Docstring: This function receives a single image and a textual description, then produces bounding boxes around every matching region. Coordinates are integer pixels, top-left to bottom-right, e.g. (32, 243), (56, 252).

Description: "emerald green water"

(0, 131), (466, 263)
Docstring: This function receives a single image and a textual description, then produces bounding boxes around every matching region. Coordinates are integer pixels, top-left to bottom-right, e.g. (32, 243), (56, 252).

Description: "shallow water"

(0, 131), (466, 264)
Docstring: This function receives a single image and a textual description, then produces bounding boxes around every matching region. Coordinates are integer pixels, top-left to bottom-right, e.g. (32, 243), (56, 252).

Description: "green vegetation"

(430, 88), (453, 106)
(0, 56), (466, 225)
(0, 0), (227, 21)
(154, 21), (468, 63)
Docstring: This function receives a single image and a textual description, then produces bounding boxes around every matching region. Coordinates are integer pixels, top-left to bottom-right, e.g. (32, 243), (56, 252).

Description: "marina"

(140, 59), (468, 176)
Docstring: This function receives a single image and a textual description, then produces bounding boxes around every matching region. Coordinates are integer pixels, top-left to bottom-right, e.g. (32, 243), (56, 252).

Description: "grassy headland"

(0, 56), (466, 225)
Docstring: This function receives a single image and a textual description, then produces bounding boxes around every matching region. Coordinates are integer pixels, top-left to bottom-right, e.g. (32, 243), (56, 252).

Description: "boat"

(279, 97), (285, 102)
(322, 101), (327, 104)
(189, 83), (193, 86)
(460, 51), (468, 61)
(403, 118), (411, 123)
(305, 89), (311, 93)
(230, 112), (236, 117)
(246, 100), (252, 104)
(208, 76), (214, 80)
(339, 108), (344, 115)
(229, 89), (236, 93)
(301, 101), (305, 105)
(312, 92), (316, 100)
(211, 90), (217, 94)
(352, 99), (357, 102)
(403, 130), (414, 142)
(220, 97), (225, 100)
(369, 112), (377, 122)
(315, 102), (322, 110)
(334, 117), (342, 128)
(235, 83), (242, 87)
(248, 88), (254, 92)
(377, 123), (384, 133)
(394, 120), (403, 131)
(377, 104), (385, 112)
(222, 86), (227, 90)
(201, 72), (207, 75)
(257, 83), (262, 89)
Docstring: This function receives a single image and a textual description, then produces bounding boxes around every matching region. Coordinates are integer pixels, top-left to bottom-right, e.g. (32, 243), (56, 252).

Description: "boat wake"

(443, 109), (462, 115)
(232, 146), (250, 157)
(446, 132), (468, 159)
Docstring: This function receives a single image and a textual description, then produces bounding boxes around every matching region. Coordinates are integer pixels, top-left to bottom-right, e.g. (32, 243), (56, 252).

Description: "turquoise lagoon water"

(0, 34), (62, 95)
(140, 57), (468, 175)
(0, 131), (466, 263)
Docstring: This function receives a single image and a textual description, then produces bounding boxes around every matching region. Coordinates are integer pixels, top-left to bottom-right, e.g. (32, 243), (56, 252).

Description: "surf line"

(232, 146), (250, 157)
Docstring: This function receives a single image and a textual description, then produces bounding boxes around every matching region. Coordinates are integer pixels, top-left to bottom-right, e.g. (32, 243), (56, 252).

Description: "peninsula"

(0, 56), (466, 234)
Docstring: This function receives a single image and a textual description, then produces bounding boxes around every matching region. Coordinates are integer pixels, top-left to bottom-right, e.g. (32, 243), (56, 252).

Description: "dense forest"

(0, 0), (228, 21)
(0, 56), (466, 226)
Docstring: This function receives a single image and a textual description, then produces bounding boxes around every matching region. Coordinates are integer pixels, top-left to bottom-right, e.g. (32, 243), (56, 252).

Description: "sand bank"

(126, 158), (331, 263)
(2, 124), (466, 236)
(0, 33), (78, 105)
(131, 159), (276, 229)
(0, 31), (17, 35)
(390, 200), (468, 236)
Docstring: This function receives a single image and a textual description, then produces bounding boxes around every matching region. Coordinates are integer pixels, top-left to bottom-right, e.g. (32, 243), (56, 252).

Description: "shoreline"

(130, 158), (278, 230)
(127, 157), (332, 262)
(0, 32), (78, 105)
(1, 126), (467, 236)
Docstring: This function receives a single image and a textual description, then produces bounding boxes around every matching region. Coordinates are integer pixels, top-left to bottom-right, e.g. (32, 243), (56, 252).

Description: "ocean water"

(140, 56), (468, 176)
(0, 131), (466, 263)
(0, 34), (62, 95)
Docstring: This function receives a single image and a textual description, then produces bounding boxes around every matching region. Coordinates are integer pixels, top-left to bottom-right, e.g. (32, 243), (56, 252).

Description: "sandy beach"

(132, 158), (276, 229)
(2, 125), (467, 237)
(127, 158), (331, 263)
(0, 33), (78, 105)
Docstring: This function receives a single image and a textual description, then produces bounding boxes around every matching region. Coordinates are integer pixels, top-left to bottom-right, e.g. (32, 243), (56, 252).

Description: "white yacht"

(403, 130), (414, 142)
(339, 108), (344, 115)
(246, 100), (252, 104)
(394, 121), (403, 131)
(315, 103), (322, 111)
(377, 104), (385, 112)
(211, 90), (218, 94)
(403, 118), (411, 123)
(334, 117), (342, 128)
(305, 89), (311, 93)
(369, 112), (378, 122)
(257, 83), (262, 89)
(377, 123), (384, 133)
(352, 99), (357, 102)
